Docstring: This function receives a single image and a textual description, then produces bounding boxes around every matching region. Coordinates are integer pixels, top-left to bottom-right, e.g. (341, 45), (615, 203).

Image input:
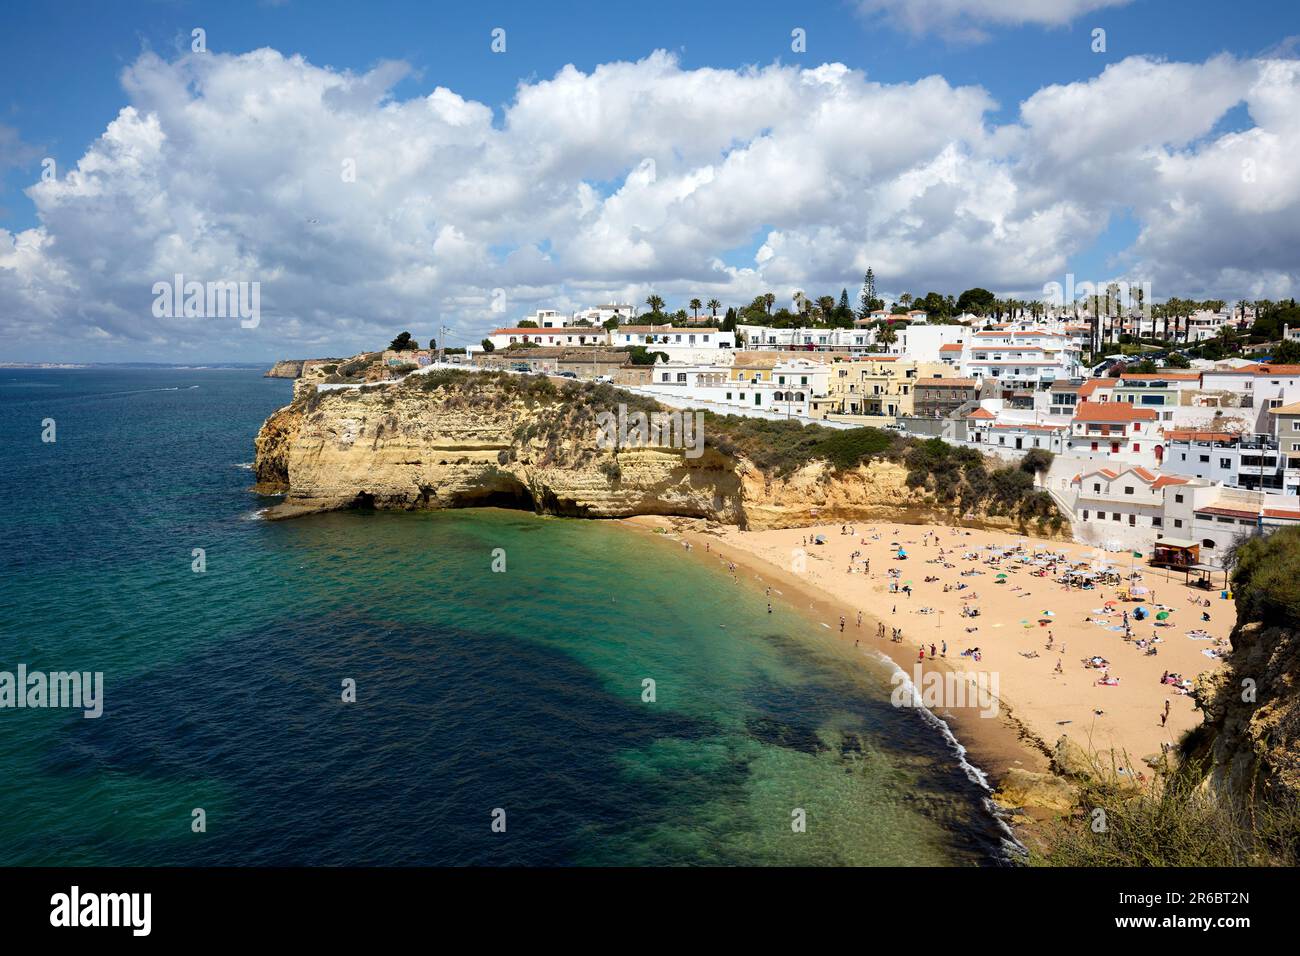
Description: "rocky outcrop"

(265, 360), (306, 378)
(252, 375), (1066, 535)
(1195, 619), (1300, 804)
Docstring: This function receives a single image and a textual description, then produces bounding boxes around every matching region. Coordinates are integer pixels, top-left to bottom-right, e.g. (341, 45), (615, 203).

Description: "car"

(594, 374), (614, 384)
(556, 370), (578, 379)
(510, 363), (532, 373)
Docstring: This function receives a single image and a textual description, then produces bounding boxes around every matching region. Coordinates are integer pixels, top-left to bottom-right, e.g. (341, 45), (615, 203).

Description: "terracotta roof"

(939, 343), (964, 352)
(1162, 429), (1240, 442)
(1205, 363), (1300, 377)
(1151, 475), (1191, 490)
(1076, 379), (1109, 399)
(1074, 401), (1158, 423)
(1268, 401), (1300, 415)
(1198, 505), (1300, 521)
(966, 407), (996, 419)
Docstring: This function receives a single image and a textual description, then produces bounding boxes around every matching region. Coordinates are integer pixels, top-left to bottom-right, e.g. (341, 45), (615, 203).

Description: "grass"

(1034, 749), (1300, 867)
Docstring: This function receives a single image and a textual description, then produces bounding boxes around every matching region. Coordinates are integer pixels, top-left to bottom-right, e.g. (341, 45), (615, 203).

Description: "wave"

(869, 649), (1025, 856)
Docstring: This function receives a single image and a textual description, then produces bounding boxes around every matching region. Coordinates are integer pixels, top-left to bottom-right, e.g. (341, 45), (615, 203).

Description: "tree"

(955, 288), (995, 316)
(1271, 338), (1300, 364)
(645, 294), (665, 315)
(763, 292), (776, 315)
(428, 338), (437, 351)
(480, 339), (495, 352)
(1020, 448), (1054, 477)
(877, 322), (898, 349)
(602, 317), (620, 331)
(388, 331), (417, 351)
(518, 319), (539, 328)
(858, 270), (883, 318)
(706, 298), (722, 319)
(1165, 351), (1191, 369)
(722, 307), (737, 332)
(689, 297), (702, 320)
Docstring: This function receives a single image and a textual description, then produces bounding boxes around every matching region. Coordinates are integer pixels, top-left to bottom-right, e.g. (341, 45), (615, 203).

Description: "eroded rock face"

(264, 360), (306, 379)
(252, 379), (1064, 536)
(1196, 619), (1300, 803)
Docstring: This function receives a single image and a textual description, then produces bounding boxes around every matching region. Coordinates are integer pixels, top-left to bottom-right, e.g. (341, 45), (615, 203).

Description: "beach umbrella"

(1156, 611), (1170, 620)
(1042, 610), (1055, 617)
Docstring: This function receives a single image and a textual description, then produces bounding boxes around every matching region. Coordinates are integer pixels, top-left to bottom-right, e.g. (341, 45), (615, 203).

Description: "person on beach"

(929, 643), (936, 659)
(767, 602), (772, 614)
(840, 615), (846, 632)
(941, 640), (947, 657)
(857, 610), (862, 628)
(918, 646), (925, 661)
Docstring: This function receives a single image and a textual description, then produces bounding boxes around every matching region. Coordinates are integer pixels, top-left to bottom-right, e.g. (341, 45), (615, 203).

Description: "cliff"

(1192, 528), (1300, 806)
(265, 360), (306, 378)
(252, 372), (1067, 534)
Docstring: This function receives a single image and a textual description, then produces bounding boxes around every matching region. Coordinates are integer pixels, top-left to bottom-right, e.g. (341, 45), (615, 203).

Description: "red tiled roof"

(966, 407), (996, 419)
(1151, 475), (1190, 490)
(1198, 505), (1300, 521)
(1076, 380), (1109, 399)
(1162, 429), (1239, 442)
(1074, 401), (1158, 423)
(940, 343), (964, 352)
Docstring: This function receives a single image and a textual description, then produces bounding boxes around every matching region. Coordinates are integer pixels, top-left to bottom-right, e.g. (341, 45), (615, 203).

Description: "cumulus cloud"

(855, 0), (1131, 42)
(1, 47), (1298, 360)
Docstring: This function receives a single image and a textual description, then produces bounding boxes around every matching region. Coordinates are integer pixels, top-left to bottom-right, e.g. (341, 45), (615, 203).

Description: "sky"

(1, 0), (1298, 363)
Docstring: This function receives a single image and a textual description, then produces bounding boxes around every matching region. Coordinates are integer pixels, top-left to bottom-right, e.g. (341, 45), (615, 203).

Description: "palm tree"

(899, 293), (913, 310)
(764, 292), (775, 315)
(707, 298), (722, 320)
(689, 298), (702, 321)
(645, 294), (665, 316)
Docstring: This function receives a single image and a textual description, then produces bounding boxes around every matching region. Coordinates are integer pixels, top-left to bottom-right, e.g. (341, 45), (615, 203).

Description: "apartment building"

(913, 378), (980, 418)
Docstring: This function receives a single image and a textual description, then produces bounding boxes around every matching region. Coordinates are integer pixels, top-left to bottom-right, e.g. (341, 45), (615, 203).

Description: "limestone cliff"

(253, 373), (1065, 535)
(1194, 619), (1300, 803)
(1191, 527), (1300, 807)
(265, 360), (306, 378)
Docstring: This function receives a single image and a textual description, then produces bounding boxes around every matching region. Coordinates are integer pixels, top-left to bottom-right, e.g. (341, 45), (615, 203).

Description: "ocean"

(0, 367), (1008, 865)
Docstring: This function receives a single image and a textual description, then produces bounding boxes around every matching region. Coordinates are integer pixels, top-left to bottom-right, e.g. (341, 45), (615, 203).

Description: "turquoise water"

(0, 368), (1006, 865)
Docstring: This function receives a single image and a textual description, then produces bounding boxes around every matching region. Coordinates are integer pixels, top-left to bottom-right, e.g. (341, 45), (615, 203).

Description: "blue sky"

(1, 0), (1298, 361)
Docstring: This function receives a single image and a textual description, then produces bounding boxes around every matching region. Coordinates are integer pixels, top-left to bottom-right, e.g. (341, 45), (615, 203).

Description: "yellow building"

(811, 358), (949, 423)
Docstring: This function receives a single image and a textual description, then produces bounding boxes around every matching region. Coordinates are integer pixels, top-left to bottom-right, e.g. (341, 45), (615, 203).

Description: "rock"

(1052, 734), (1096, 779)
(994, 768), (1077, 812)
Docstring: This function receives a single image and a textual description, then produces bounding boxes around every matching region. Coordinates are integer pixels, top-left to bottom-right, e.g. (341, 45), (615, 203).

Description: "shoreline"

(620, 516), (1055, 791)
(621, 514), (1234, 819)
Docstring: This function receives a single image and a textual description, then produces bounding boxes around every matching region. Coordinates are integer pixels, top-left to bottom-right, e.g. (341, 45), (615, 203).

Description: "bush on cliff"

(1229, 525), (1300, 628)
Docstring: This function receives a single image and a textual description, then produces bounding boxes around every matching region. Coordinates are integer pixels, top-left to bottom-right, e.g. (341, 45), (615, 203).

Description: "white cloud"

(1, 47), (1299, 361)
(856, 0), (1132, 41)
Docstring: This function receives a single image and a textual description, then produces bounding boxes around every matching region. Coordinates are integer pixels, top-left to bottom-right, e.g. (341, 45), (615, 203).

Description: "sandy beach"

(627, 517), (1235, 787)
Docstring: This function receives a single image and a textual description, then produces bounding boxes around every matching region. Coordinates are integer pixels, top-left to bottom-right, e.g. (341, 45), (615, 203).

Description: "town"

(292, 280), (1300, 570)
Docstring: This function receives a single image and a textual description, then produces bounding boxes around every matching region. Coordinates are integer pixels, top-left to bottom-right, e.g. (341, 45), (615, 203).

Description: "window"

(1129, 514), (1136, 526)
(1199, 455), (1209, 463)
(1153, 517), (1162, 527)
(1203, 539), (1216, 550)
(1113, 512), (1121, 521)
(1174, 518), (1183, 528)
(1124, 486), (1134, 495)
(1093, 483), (1101, 492)
(1175, 494), (1184, 503)
(1098, 511), (1106, 520)
(1082, 510), (1090, 520)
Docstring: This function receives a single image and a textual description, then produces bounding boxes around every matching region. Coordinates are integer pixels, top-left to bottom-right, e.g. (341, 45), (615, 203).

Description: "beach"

(628, 516), (1235, 788)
